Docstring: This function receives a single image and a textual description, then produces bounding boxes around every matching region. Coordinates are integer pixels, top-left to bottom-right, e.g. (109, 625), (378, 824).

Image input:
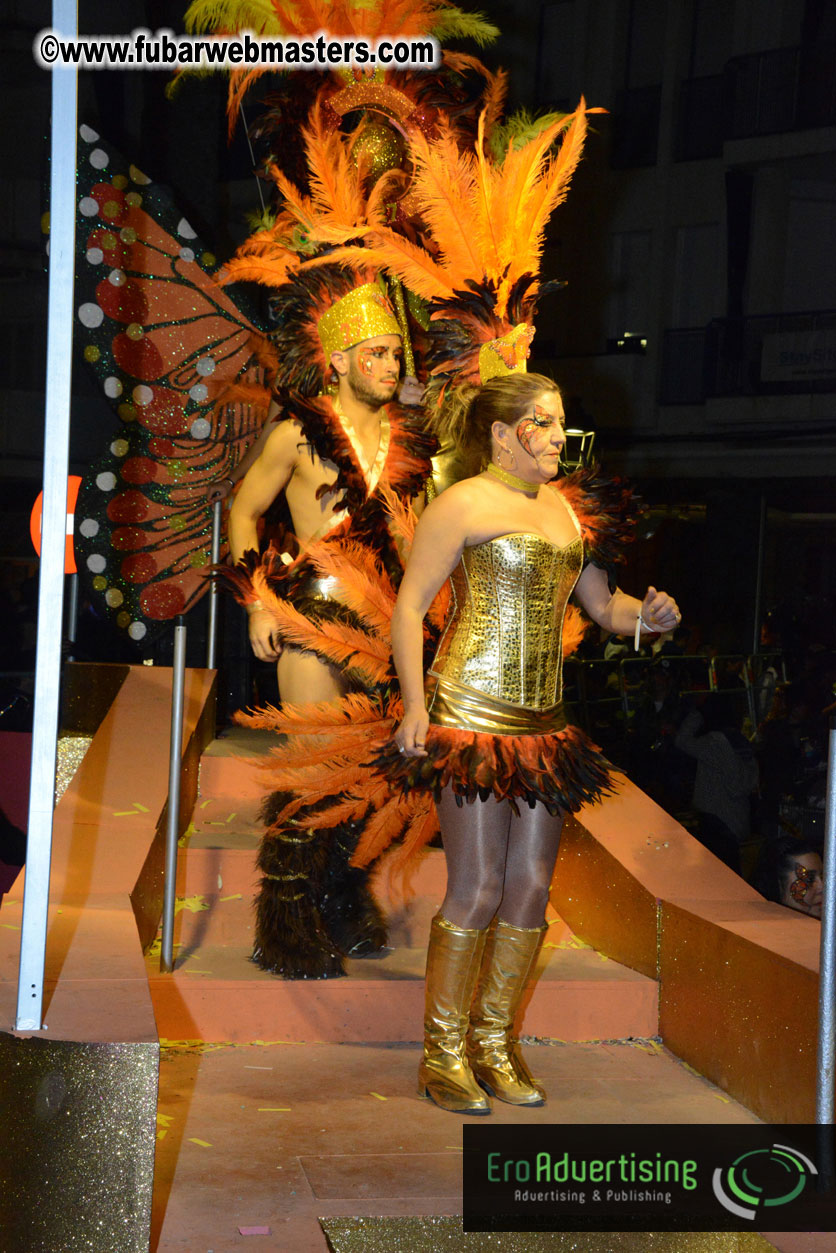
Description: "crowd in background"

(565, 608), (833, 919)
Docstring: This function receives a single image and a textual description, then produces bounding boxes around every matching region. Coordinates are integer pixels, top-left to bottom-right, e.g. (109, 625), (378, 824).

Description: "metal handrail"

(564, 652), (786, 737)
(817, 718), (836, 1124)
(205, 499), (223, 669)
(160, 617), (187, 974)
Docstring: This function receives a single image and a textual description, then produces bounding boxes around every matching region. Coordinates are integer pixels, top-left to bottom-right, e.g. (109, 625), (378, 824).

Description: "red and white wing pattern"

(73, 123), (267, 643)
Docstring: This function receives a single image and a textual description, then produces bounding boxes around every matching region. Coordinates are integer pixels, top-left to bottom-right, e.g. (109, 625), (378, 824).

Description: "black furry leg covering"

(318, 825), (388, 958)
(253, 792), (345, 979)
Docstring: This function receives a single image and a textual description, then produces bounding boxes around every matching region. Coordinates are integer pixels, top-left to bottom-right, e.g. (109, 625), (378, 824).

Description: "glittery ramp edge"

(319, 1217), (776, 1253)
(0, 1033), (158, 1253)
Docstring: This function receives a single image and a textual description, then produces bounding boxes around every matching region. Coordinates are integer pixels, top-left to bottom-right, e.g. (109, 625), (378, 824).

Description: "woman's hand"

(640, 586), (681, 634)
(393, 703), (429, 757)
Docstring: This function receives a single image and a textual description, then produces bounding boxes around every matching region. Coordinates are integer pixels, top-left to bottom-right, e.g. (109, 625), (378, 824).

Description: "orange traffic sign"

(30, 475), (83, 575)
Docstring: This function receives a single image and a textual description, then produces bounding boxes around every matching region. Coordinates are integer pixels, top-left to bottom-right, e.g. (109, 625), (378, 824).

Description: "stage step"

(146, 736), (659, 1045)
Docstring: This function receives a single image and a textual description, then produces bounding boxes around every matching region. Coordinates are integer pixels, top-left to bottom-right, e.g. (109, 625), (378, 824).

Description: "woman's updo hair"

(431, 372), (561, 466)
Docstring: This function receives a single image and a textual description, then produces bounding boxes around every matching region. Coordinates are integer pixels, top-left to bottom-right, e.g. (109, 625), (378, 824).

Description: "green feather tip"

(487, 109), (568, 162)
(183, 0), (282, 36)
(431, 5), (500, 47)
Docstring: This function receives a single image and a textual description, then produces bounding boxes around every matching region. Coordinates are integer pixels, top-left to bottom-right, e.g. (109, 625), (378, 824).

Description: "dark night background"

(1, 0), (834, 682)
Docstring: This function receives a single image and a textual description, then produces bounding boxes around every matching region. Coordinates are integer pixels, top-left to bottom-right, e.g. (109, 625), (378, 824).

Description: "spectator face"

(781, 852), (823, 919)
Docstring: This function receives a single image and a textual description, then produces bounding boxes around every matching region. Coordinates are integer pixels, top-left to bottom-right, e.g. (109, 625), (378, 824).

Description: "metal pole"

(205, 500), (222, 669)
(15, 0), (78, 1032)
(752, 492), (766, 655)
(66, 572), (79, 662)
(160, 618), (187, 974)
(742, 657), (757, 733)
(816, 718), (836, 1123)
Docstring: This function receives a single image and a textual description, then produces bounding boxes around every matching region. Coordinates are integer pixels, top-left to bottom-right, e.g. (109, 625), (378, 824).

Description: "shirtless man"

(229, 330), (406, 703)
(225, 275), (430, 978)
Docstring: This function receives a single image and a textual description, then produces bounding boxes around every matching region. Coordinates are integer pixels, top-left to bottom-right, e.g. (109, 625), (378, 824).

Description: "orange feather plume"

(249, 573), (392, 685)
(327, 100), (595, 318)
(305, 540), (397, 639)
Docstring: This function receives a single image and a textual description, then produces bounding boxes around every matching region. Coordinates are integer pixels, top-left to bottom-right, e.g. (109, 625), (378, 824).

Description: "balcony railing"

(676, 43), (836, 160)
(660, 311), (836, 403)
(727, 42), (836, 139)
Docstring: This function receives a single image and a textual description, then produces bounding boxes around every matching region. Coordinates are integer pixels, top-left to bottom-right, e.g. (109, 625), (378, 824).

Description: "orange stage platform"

(0, 663), (827, 1251)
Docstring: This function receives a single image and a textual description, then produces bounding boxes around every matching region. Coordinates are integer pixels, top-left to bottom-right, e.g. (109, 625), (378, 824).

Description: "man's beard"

(346, 363), (398, 409)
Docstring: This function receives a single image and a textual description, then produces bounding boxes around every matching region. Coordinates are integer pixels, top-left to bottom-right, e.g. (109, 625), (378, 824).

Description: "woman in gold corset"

(389, 372), (680, 1114)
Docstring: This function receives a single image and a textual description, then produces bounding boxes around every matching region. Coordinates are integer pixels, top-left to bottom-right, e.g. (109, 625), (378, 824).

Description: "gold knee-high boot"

(418, 915), (491, 1115)
(468, 919), (547, 1106)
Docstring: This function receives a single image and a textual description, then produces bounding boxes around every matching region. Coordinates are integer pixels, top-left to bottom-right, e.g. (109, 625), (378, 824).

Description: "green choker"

(485, 461), (541, 496)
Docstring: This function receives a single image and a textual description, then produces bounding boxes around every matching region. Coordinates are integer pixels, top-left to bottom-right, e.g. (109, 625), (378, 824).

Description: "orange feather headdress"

(183, 0), (501, 136)
(309, 99), (601, 384)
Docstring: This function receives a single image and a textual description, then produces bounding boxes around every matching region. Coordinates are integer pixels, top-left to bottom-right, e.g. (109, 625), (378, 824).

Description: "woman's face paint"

(511, 396), (566, 478)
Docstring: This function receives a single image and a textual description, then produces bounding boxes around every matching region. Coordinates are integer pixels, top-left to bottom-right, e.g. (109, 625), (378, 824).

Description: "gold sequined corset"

(427, 532), (584, 733)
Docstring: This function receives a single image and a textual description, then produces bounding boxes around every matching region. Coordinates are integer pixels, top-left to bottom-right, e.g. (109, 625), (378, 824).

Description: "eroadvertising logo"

(462, 1124), (836, 1233)
(713, 1143), (817, 1220)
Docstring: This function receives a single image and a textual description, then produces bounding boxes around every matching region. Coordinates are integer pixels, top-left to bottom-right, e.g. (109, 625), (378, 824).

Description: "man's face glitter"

(357, 347), (376, 377)
(343, 335), (402, 407)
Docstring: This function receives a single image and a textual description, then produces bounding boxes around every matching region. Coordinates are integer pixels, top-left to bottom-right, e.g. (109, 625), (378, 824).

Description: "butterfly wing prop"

(73, 123), (269, 644)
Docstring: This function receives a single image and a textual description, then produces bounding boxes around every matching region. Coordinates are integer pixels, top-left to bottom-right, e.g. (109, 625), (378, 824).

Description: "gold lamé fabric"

(428, 532), (583, 724)
(428, 444), (484, 502)
(305, 573), (343, 601)
(425, 674), (567, 735)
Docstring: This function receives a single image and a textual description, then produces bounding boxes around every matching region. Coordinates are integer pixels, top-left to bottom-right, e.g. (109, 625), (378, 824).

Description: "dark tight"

(437, 789), (564, 931)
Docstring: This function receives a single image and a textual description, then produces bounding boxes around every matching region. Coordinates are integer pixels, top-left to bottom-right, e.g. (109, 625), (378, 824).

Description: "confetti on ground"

(544, 933), (592, 951)
(200, 800), (211, 808)
(146, 938), (183, 958)
(239, 1228), (271, 1237)
(714, 1092), (731, 1103)
(220, 894), (242, 902)
(369, 1092), (387, 1101)
(227, 813), (237, 822)
(244, 1066), (273, 1070)
(1, 923), (20, 930)
(627, 1038), (664, 1055)
(188, 1138), (212, 1148)
(178, 822), (197, 847)
(159, 1038), (239, 1054)
(132, 802), (149, 812)
(113, 810), (139, 817)
(157, 1114), (174, 1127)
(182, 969), (213, 975)
(156, 1129), (167, 1140)
(175, 895), (209, 914)
(258, 1107), (291, 1112)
